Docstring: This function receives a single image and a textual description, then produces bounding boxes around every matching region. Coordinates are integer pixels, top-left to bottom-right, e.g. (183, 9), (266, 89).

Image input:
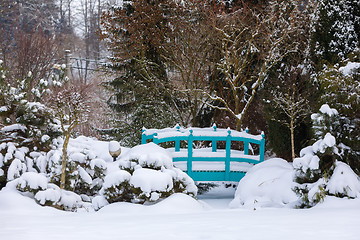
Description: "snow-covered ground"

(1, 127), (360, 239)
(1, 185), (360, 240)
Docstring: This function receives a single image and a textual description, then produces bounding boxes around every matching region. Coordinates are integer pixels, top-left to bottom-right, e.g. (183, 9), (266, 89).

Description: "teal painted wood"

(212, 124), (217, 152)
(187, 129), (193, 178)
(141, 125), (265, 182)
(260, 132), (265, 162)
(173, 157), (260, 164)
(225, 129), (231, 181)
(182, 171), (247, 182)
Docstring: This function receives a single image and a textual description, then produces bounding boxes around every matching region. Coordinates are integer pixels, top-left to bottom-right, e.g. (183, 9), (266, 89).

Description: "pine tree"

(0, 62), (61, 189)
(311, 0), (360, 67)
(101, 1), (178, 146)
(314, 61), (360, 173)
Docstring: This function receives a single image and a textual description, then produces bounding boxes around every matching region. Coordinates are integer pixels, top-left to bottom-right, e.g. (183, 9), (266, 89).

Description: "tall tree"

(310, 0), (360, 68)
(161, 1), (216, 127)
(101, 0), (178, 145)
(203, 0), (307, 131)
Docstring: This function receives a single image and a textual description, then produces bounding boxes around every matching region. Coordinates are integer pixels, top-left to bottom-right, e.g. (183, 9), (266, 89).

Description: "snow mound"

(120, 142), (173, 169)
(152, 193), (206, 213)
(0, 188), (45, 213)
(35, 188), (61, 205)
(327, 161), (360, 198)
(319, 104), (338, 117)
(103, 170), (131, 189)
(339, 61), (360, 76)
(92, 195), (109, 210)
(130, 168), (173, 201)
(230, 158), (297, 208)
(98, 193), (205, 215)
(17, 172), (48, 191)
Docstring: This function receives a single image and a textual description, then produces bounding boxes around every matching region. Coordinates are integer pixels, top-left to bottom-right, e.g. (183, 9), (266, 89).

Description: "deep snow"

(1, 185), (360, 240)
(1, 129), (360, 239)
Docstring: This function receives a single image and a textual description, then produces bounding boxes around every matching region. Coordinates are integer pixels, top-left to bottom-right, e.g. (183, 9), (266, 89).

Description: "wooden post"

(141, 128), (146, 144)
(153, 133), (158, 144)
(187, 129), (193, 176)
(175, 140), (180, 152)
(244, 128), (249, 155)
(225, 128), (231, 181)
(175, 124), (180, 151)
(212, 124), (217, 152)
(65, 50), (71, 78)
(260, 131), (265, 162)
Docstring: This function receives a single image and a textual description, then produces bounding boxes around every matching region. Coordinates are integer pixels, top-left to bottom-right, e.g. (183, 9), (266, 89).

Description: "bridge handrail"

(141, 124), (265, 181)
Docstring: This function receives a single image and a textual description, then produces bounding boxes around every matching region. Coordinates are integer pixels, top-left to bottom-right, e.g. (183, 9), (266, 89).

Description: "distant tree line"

(0, 0), (359, 171)
(100, 0), (359, 170)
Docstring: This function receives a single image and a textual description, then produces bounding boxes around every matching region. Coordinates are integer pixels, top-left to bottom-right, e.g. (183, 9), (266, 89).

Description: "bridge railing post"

(175, 124), (180, 151)
(244, 128), (249, 155)
(187, 129), (193, 176)
(212, 124), (217, 152)
(153, 133), (158, 144)
(225, 128), (231, 181)
(141, 128), (147, 144)
(260, 131), (265, 162)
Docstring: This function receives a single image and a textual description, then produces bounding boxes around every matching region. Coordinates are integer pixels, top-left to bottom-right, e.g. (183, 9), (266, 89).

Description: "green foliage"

(0, 64), (61, 149)
(108, 100), (177, 147)
(100, 1), (181, 146)
(314, 63), (360, 173)
(196, 182), (219, 195)
(102, 154), (197, 205)
(0, 62), (62, 189)
(103, 180), (134, 203)
(293, 104), (359, 208)
(310, 0), (360, 68)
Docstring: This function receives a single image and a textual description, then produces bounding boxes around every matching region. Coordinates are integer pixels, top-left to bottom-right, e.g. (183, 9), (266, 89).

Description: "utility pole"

(65, 49), (71, 78)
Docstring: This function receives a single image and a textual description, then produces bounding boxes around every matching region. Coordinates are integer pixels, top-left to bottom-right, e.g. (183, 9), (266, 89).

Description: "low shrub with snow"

(1, 136), (197, 211)
(292, 105), (360, 208)
(16, 172), (48, 194)
(230, 158), (298, 208)
(230, 132), (360, 209)
(293, 132), (360, 208)
(101, 143), (197, 204)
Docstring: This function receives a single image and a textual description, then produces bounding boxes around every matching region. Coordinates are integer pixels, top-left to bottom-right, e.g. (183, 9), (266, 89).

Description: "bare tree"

(162, 1), (215, 127)
(272, 84), (310, 161)
(51, 83), (90, 189)
(203, 0), (307, 130)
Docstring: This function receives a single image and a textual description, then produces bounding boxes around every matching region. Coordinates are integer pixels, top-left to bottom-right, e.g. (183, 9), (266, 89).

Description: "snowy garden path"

(1, 189), (360, 240)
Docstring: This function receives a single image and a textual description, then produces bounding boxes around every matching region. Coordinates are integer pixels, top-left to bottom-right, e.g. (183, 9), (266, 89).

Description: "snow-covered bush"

(315, 62), (360, 173)
(102, 170), (133, 203)
(0, 62), (62, 189)
(16, 172), (48, 194)
(50, 137), (108, 196)
(293, 129), (360, 208)
(101, 143), (197, 204)
(230, 158), (298, 209)
(34, 183), (85, 211)
(2, 130), (197, 211)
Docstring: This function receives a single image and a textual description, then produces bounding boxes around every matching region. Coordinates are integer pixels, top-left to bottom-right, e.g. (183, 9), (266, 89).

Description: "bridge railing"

(141, 124), (265, 182)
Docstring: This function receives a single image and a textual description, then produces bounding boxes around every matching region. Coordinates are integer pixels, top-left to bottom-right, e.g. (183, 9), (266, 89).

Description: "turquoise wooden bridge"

(141, 125), (265, 182)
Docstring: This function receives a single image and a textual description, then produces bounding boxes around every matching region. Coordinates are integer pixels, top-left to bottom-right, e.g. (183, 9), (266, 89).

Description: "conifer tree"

(311, 0), (360, 67)
(101, 0), (178, 146)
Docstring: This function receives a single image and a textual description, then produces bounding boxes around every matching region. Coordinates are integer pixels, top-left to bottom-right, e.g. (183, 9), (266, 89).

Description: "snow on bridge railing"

(141, 124), (265, 182)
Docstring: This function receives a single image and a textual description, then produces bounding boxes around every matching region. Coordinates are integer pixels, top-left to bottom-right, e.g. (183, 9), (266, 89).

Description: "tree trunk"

(290, 117), (295, 162)
(60, 132), (71, 189)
